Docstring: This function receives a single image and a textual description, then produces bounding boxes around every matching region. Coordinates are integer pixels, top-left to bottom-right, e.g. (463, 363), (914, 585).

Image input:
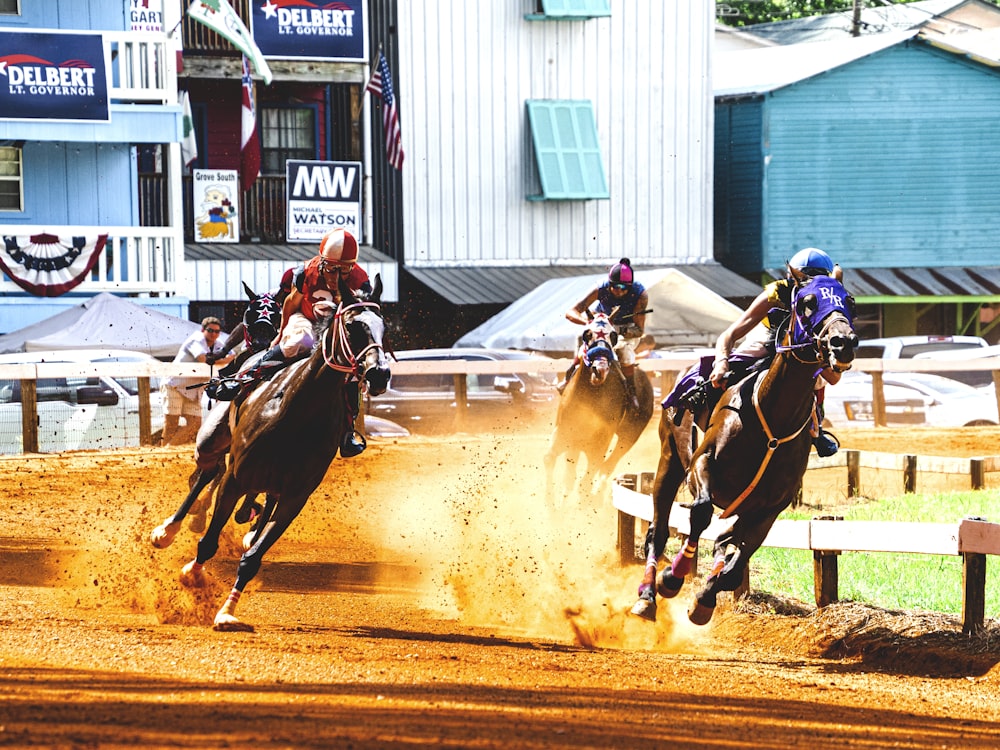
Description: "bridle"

(321, 300), (385, 383)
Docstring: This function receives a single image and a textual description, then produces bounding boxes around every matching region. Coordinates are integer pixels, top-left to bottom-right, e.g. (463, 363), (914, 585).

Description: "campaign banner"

(130, 0), (164, 33)
(193, 169), (240, 244)
(286, 160), (362, 243)
(0, 31), (110, 122)
(251, 0), (367, 62)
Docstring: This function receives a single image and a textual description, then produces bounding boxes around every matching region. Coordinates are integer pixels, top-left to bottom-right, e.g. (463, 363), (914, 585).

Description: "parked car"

(912, 344), (1000, 390)
(366, 348), (557, 433)
(0, 349), (166, 454)
(824, 371), (999, 429)
(855, 334), (988, 360)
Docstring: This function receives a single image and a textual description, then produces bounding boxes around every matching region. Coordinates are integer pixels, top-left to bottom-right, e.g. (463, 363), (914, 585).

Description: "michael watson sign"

(0, 30), (110, 122)
(286, 160), (362, 243)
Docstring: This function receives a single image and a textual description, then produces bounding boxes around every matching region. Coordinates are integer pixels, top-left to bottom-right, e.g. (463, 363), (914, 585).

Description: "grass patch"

(747, 489), (1000, 615)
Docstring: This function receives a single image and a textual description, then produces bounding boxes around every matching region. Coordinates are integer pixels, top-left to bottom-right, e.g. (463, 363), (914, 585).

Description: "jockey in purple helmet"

(561, 258), (649, 410)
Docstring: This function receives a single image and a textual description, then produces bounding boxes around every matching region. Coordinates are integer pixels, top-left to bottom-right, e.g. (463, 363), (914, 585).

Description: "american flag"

(365, 51), (404, 171)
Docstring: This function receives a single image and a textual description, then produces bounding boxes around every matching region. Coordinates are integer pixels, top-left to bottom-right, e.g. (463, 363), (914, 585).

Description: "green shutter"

(525, 0), (611, 20)
(526, 100), (609, 201)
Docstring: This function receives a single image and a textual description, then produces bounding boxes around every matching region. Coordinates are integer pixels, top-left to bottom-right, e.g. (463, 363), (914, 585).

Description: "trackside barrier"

(809, 450), (1000, 494)
(613, 473), (1000, 635)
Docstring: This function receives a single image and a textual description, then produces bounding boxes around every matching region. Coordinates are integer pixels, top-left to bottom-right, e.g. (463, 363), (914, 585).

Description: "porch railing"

(0, 226), (184, 296)
(181, 0), (252, 55)
(106, 31), (177, 105)
(140, 174), (289, 243)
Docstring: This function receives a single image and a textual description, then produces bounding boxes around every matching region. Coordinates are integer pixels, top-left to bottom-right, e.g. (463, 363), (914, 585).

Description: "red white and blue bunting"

(0, 233), (108, 297)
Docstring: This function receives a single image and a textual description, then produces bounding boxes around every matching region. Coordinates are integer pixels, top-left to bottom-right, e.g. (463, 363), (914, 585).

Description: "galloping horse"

(631, 274), (857, 625)
(151, 276), (391, 631)
(187, 281), (283, 529)
(544, 313), (654, 501)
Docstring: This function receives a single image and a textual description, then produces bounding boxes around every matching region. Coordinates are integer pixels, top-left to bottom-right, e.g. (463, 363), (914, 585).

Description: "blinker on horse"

(631, 274), (858, 626)
(150, 276), (391, 632)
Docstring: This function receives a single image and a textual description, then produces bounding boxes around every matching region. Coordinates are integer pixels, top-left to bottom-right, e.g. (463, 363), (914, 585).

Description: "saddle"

(206, 350), (304, 403)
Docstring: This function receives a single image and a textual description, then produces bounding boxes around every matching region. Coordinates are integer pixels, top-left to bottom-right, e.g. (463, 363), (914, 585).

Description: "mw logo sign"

(286, 160), (362, 243)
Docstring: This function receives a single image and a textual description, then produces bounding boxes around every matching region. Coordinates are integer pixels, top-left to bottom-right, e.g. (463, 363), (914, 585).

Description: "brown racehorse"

(630, 274), (857, 625)
(151, 276), (391, 631)
(544, 314), (654, 502)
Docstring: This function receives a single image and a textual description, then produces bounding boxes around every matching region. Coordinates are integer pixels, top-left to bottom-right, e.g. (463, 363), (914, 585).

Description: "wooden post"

(813, 550), (839, 608)
(453, 374), (467, 430)
(138, 376), (153, 446)
(617, 510), (636, 566)
(903, 454), (917, 493)
(971, 458), (985, 491)
(20, 378), (38, 453)
(961, 552), (987, 636)
(871, 371), (886, 427)
(846, 449), (860, 498)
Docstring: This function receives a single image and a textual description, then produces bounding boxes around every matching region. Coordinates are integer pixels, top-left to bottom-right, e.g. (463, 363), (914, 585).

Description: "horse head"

(789, 275), (859, 373)
(579, 312), (619, 386)
(241, 281), (282, 354)
(320, 274), (392, 396)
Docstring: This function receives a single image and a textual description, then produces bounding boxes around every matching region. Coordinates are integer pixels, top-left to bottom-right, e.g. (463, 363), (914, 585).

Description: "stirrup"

(340, 430), (367, 458)
(812, 429), (839, 458)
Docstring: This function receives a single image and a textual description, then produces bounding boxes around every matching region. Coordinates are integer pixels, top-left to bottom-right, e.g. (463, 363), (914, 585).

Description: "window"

(525, 0), (610, 20)
(0, 0), (20, 15)
(260, 107), (317, 175)
(0, 146), (23, 211)
(525, 100), (609, 201)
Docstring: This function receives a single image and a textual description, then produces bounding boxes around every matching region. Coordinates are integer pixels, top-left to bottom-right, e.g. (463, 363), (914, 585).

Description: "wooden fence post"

(846, 450), (860, 498)
(971, 458), (985, 491)
(904, 454), (917, 493)
(20, 378), (38, 453)
(138, 376), (153, 446)
(813, 550), (839, 608)
(616, 474), (637, 566)
(962, 552), (987, 636)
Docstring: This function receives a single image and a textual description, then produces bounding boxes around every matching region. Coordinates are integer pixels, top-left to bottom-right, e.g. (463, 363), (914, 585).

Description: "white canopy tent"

(455, 268), (748, 353)
(0, 293), (203, 359)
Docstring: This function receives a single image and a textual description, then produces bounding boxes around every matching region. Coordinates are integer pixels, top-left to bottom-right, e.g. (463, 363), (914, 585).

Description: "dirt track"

(1, 423), (999, 748)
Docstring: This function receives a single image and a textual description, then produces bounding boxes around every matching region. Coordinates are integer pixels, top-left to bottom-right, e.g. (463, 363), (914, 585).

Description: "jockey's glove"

(709, 358), (730, 388)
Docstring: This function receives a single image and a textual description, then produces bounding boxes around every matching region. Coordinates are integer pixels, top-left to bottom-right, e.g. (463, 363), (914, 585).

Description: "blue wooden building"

(714, 30), (1000, 340)
(0, 1), (187, 329)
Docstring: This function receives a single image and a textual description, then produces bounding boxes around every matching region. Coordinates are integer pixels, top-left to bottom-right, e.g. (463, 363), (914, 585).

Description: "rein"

(718, 370), (812, 520)
(321, 300), (384, 382)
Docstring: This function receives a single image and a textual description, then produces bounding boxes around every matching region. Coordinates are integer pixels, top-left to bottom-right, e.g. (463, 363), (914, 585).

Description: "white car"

(824, 371), (999, 429)
(855, 334), (988, 360)
(0, 349), (166, 454)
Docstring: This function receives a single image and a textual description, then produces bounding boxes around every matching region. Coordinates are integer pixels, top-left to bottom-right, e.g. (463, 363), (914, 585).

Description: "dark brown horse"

(631, 274), (857, 625)
(544, 314), (654, 501)
(151, 276), (390, 631)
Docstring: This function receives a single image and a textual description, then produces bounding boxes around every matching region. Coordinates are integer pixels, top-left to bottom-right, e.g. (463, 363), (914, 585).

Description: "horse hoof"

(179, 562), (208, 588)
(213, 613), (254, 633)
(656, 572), (684, 599)
(150, 521), (180, 549)
(688, 601), (715, 626)
(630, 598), (657, 622)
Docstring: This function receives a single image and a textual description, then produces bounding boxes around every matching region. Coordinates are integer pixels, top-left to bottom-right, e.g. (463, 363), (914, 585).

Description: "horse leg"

(214, 498), (306, 632)
(668, 451), (717, 622)
(241, 493), (276, 551)
(178, 468), (242, 587)
(630, 440), (686, 622)
(689, 508), (783, 625)
(150, 463), (220, 549)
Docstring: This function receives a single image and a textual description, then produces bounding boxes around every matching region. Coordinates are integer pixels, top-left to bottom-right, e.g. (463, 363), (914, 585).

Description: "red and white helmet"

(319, 228), (359, 265)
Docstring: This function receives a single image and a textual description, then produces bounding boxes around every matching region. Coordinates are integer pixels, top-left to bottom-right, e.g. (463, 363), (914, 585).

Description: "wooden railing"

(140, 175), (288, 243)
(0, 226), (184, 295)
(105, 31), (177, 104)
(181, 0), (252, 54)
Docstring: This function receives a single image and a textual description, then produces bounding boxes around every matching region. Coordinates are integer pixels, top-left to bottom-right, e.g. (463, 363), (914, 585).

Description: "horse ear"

(795, 293), (818, 318)
(371, 273), (383, 304)
(337, 274), (358, 304)
(242, 281), (255, 300)
(846, 294), (857, 318)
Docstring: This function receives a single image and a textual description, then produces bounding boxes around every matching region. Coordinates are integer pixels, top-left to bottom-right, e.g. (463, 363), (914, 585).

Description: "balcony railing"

(182, 0), (252, 55)
(0, 226), (184, 296)
(106, 31), (177, 104)
(140, 174), (289, 243)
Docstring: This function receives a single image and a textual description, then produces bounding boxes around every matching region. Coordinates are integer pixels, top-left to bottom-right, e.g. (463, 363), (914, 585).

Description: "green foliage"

(749, 490), (1000, 615)
(716, 0), (926, 28)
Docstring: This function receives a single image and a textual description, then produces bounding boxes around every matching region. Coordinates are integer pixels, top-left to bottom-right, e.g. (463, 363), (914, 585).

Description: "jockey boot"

(623, 373), (641, 412)
(253, 345), (288, 381)
(812, 427), (839, 458)
(339, 380), (367, 458)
